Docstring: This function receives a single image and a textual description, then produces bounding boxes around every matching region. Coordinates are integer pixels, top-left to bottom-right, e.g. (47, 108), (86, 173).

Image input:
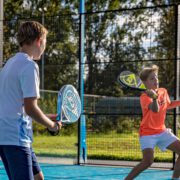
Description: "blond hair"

(17, 21), (48, 47)
(139, 65), (159, 81)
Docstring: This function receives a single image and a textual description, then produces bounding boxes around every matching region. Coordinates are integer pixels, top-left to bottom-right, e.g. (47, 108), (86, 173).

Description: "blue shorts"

(0, 145), (41, 180)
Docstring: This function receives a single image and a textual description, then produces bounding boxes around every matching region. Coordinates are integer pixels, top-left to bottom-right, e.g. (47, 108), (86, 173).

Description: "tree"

(81, 0), (149, 96)
(3, 0), (178, 134)
(148, 5), (176, 95)
(82, 0), (177, 97)
(3, 0), (79, 90)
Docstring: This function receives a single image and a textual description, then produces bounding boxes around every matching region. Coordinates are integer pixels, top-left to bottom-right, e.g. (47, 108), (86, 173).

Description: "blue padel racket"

(47, 85), (81, 135)
(117, 71), (146, 91)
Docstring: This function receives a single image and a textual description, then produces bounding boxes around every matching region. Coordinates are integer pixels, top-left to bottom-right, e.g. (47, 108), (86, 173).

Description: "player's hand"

(48, 121), (62, 132)
(46, 114), (62, 135)
(146, 89), (158, 99)
(47, 114), (62, 130)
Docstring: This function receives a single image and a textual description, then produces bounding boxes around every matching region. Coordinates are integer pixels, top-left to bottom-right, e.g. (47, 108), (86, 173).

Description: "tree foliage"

(3, 0), (177, 93)
(3, 0), (79, 90)
(82, 0), (177, 97)
(3, 0), (178, 134)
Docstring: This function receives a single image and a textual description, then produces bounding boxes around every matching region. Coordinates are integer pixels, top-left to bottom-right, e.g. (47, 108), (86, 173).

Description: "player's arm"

(148, 99), (159, 112)
(167, 100), (180, 110)
(146, 89), (159, 113)
(24, 97), (61, 132)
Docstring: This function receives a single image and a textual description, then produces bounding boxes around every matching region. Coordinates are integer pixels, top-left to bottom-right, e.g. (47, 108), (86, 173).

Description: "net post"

(173, 4), (180, 169)
(0, 0), (3, 69)
(78, 0), (87, 164)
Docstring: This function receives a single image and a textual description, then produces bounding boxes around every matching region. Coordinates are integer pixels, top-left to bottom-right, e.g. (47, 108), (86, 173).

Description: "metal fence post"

(0, 0), (3, 69)
(173, 3), (180, 169)
(78, 0), (87, 164)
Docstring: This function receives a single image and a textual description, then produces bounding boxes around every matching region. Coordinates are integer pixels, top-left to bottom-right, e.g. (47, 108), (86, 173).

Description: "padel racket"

(47, 84), (81, 135)
(117, 71), (146, 91)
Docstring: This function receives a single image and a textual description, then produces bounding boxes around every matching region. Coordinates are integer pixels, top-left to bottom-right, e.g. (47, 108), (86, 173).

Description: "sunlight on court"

(0, 161), (173, 180)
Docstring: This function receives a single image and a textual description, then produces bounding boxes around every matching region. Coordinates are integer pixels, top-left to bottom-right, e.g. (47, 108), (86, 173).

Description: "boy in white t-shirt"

(0, 21), (61, 180)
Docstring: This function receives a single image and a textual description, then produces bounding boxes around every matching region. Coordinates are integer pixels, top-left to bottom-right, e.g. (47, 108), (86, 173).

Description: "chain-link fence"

(1, 3), (180, 168)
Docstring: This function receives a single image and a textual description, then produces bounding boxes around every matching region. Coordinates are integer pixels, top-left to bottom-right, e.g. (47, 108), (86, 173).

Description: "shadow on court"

(0, 162), (173, 180)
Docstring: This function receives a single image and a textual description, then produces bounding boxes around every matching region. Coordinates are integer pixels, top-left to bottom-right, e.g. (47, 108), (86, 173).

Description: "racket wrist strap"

(55, 121), (60, 129)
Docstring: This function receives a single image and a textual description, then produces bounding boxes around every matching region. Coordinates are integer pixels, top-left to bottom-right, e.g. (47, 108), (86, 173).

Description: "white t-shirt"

(0, 52), (40, 147)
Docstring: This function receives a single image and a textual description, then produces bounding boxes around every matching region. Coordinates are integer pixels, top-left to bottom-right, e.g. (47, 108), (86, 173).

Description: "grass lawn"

(33, 131), (173, 162)
(32, 135), (78, 157)
(86, 131), (173, 162)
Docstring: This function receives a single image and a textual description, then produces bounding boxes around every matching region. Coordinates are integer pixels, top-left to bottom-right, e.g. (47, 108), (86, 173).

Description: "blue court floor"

(0, 161), (173, 180)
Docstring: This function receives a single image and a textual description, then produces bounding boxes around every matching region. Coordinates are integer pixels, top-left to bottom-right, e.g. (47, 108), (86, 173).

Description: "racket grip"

(47, 128), (60, 136)
(47, 121), (60, 136)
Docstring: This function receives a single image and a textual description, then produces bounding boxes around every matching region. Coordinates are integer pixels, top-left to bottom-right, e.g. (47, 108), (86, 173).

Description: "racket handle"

(47, 121), (60, 136)
(47, 128), (60, 136)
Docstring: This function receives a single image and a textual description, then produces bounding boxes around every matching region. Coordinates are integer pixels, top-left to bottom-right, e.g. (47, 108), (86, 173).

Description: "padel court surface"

(0, 161), (174, 180)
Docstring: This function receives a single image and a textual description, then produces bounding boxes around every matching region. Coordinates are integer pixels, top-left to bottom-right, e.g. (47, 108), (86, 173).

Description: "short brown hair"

(17, 21), (48, 47)
(139, 65), (159, 81)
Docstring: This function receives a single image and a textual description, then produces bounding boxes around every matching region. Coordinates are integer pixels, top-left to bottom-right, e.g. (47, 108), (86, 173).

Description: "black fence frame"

(78, 3), (180, 169)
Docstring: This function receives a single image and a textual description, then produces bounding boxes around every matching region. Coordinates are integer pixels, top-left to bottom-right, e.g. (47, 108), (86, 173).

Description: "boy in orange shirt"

(125, 65), (180, 180)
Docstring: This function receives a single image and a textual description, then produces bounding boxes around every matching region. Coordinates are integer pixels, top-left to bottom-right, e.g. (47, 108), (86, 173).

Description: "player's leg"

(34, 172), (44, 180)
(167, 140), (180, 179)
(31, 148), (44, 180)
(0, 146), (12, 180)
(124, 148), (154, 180)
(157, 129), (180, 179)
(125, 134), (157, 180)
(1, 145), (34, 180)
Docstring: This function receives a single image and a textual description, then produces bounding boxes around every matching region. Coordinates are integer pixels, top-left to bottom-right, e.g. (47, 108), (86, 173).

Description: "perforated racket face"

(57, 85), (81, 123)
(118, 71), (146, 91)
